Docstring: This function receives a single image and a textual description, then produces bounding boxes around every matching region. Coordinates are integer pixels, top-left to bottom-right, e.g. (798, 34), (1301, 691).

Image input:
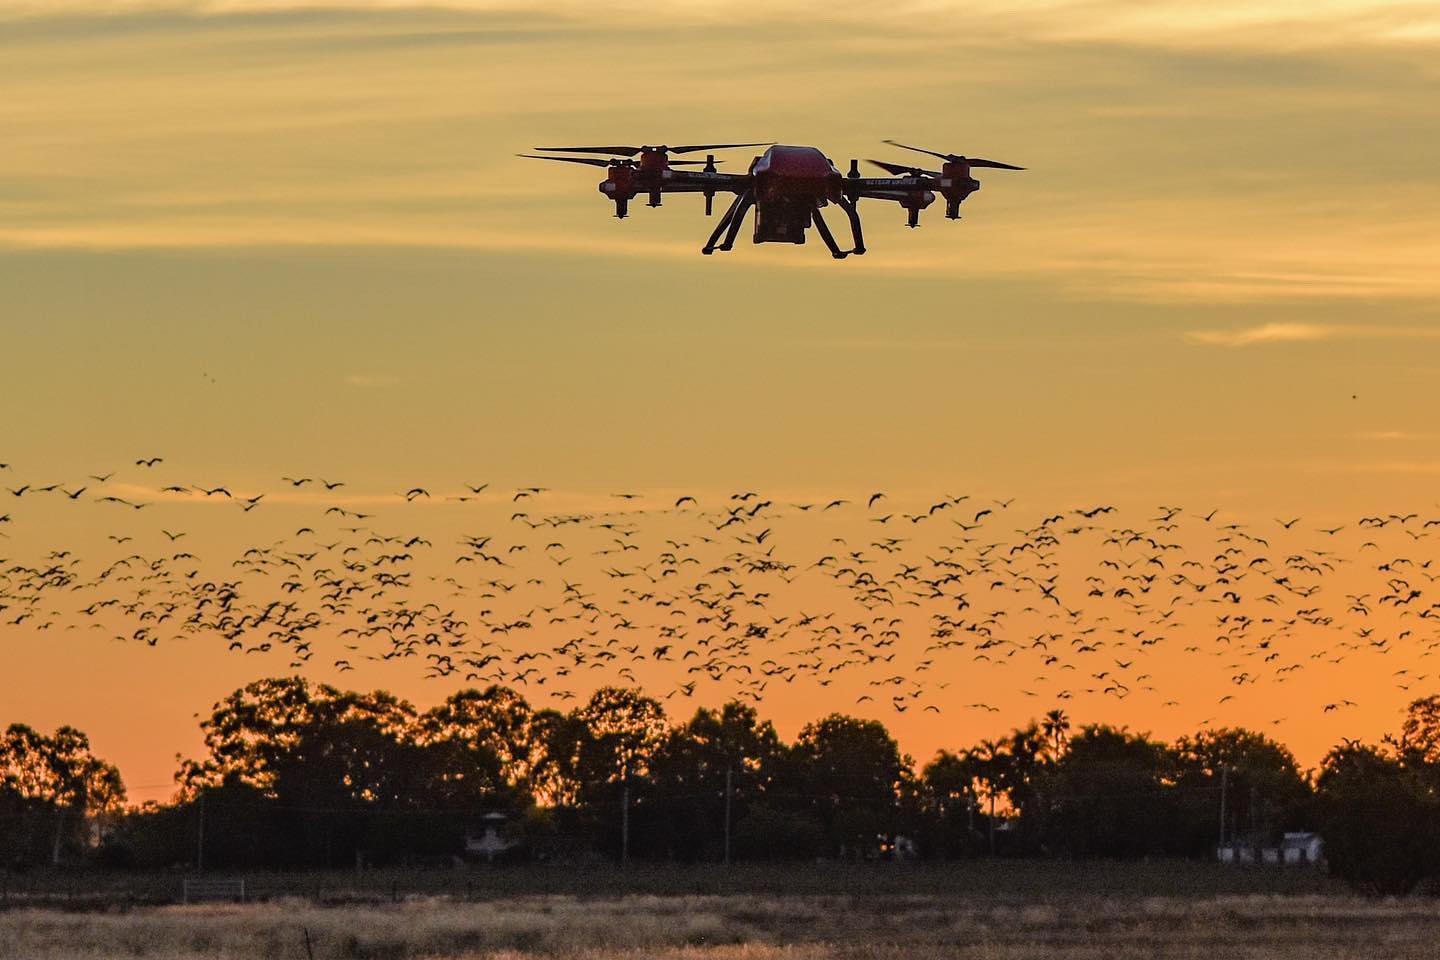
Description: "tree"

(1315, 739), (1440, 894)
(1042, 709), (1071, 757)
(789, 714), (906, 857)
(1170, 727), (1312, 856)
(571, 687), (667, 796)
(1044, 725), (1177, 858)
(176, 678), (438, 867)
(971, 738), (1010, 855)
(920, 749), (985, 857)
(0, 723), (125, 866)
(529, 708), (588, 808)
(1396, 694), (1440, 773)
(417, 686), (539, 805)
(647, 701), (785, 860)
(184, 678), (423, 804)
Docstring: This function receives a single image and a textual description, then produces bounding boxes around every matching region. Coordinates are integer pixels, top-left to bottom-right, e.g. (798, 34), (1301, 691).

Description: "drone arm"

(660, 171), (751, 195)
(846, 177), (936, 200)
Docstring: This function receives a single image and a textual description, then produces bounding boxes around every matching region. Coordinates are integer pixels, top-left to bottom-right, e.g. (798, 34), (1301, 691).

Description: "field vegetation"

(2, 866), (1438, 960)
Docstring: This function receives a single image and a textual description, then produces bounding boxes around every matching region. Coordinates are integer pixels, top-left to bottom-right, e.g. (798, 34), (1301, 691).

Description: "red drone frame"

(519, 140), (1023, 259)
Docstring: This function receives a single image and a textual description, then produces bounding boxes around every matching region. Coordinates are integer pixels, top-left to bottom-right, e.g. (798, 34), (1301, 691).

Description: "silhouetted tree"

(1042, 709), (1071, 756)
(417, 686), (539, 806)
(572, 686), (667, 797)
(1044, 725), (1177, 858)
(1315, 739), (1440, 894)
(0, 723), (124, 866)
(919, 749), (985, 857)
(788, 714), (907, 857)
(177, 678), (442, 867)
(647, 701), (784, 860)
(1395, 694), (1440, 773)
(1170, 727), (1312, 856)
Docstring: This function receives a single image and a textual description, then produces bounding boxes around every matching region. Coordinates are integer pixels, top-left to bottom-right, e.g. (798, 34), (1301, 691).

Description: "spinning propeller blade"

(882, 140), (1024, 170)
(866, 159), (940, 178)
(533, 142), (771, 157)
(519, 155), (720, 168)
(668, 141), (775, 154)
(534, 146), (643, 156)
(517, 154), (618, 167)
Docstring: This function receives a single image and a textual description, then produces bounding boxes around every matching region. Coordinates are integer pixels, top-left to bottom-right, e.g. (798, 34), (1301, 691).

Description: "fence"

(181, 877), (246, 904)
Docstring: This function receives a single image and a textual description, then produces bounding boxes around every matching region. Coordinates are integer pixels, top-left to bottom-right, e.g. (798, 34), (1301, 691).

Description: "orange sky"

(3, 0), (1440, 802)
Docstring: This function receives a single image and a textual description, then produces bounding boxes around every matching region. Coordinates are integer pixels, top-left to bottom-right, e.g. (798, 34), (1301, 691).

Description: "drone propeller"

(866, 159), (940, 178)
(517, 153), (620, 167)
(518, 154), (719, 168)
(667, 142), (774, 154)
(882, 139), (1024, 170)
(534, 142), (772, 157)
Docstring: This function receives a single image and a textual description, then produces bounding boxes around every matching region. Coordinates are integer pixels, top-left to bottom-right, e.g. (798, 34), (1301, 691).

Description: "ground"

(2, 863), (1437, 960)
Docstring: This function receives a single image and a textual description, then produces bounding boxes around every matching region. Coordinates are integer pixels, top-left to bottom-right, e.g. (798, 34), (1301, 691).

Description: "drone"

(518, 140), (1023, 259)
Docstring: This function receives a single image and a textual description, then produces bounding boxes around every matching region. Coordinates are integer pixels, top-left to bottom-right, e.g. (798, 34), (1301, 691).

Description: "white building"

(464, 812), (518, 863)
(1217, 831), (1323, 867)
(1281, 831), (1324, 865)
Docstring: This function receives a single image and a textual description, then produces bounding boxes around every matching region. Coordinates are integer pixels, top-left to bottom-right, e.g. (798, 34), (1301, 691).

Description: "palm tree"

(1042, 709), (1071, 758)
(973, 738), (1009, 855)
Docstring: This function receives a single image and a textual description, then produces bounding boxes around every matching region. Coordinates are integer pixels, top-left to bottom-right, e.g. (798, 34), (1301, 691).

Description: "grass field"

(3, 863), (1436, 960)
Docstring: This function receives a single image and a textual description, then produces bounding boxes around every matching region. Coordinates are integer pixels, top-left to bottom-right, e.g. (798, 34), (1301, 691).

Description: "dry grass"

(5, 891), (1440, 960)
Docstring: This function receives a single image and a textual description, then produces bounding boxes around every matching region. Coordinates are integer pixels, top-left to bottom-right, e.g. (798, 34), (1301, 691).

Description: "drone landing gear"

(811, 206), (848, 259)
(701, 190), (753, 255)
(834, 195), (865, 256)
(719, 191), (754, 251)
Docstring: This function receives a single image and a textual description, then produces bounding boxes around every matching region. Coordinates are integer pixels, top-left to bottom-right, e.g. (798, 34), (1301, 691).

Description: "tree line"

(4, 678), (1440, 893)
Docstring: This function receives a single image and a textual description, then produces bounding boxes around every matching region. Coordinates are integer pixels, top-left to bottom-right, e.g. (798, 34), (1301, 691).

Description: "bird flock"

(2, 457), (1438, 725)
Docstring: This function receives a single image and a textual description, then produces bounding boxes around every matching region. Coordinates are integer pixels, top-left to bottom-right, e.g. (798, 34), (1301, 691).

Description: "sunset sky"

(3, 0), (1440, 802)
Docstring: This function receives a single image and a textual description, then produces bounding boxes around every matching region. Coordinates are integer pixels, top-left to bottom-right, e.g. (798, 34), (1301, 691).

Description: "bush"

(1315, 743), (1440, 895)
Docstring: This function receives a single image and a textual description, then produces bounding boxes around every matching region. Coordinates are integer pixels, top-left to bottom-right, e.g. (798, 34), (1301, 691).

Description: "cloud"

(1184, 323), (1340, 346)
(0, 0), (1438, 49)
(1331, 461), (1440, 474)
(1351, 430), (1429, 441)
(1185, 323), (1440, 346)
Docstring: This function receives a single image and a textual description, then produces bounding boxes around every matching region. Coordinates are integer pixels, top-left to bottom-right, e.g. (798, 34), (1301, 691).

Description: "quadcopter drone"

(519, 140), (1023, 259)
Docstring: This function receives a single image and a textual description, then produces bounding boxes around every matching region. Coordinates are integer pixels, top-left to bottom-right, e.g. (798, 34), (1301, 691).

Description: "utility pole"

(620, 784), (630, 866)
(723, 765), (733, 866)
(987, 792), (996, 856)
(1217, 765), (1229, 854)
(197, 792), (205, 872)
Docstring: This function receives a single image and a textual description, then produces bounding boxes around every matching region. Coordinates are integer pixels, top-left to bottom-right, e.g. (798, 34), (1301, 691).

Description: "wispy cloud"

(2, 2), (1438, 49)
(1351, 430), (1429, 441)
(1185, 323), (1440, 347)
(1330, 460), (1440, 475)
(1184, 323), (1339, 346)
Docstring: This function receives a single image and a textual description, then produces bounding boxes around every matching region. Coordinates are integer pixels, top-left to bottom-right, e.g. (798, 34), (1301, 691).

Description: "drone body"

(520, 140), (1023, 259)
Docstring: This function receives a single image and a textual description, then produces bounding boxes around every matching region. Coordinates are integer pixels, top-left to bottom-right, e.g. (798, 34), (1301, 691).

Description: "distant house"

(1217, 831), (1323, 867)
(1281, 831), (1324, 865)
(464, 812), (519, 863)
